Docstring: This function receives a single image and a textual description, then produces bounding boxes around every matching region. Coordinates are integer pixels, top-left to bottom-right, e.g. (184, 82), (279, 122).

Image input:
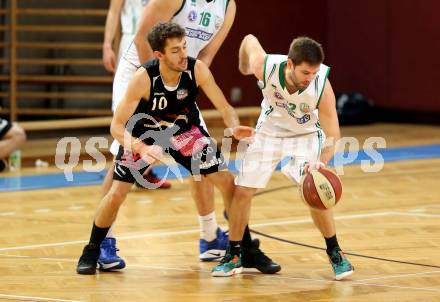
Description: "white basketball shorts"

(235, 130), (325, 188)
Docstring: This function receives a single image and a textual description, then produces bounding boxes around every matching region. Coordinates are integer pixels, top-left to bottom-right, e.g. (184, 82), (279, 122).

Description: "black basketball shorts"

(112, 124), (227, 184)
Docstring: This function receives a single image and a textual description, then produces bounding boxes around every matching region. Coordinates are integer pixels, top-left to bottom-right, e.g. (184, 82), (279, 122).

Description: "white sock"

(106, 225), (115, 239)
(199, 211), (218, 242)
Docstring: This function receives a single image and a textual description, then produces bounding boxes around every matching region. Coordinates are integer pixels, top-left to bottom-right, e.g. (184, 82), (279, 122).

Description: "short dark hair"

(147, 22), (186, 53)
(288, 37), (324, 66)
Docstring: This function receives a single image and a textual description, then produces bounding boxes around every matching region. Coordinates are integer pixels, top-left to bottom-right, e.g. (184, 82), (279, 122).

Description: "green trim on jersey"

(174, 0), (186, 17)
(317, 130), (323, 160)
(316, 67), (331, 108)
(261, 55), (269, 89)
(279, 60), (287, 90)
(225, 0), (230, 13)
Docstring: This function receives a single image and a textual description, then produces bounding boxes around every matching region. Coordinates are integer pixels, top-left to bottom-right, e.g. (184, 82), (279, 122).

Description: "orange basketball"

(299, 167), (343, 210)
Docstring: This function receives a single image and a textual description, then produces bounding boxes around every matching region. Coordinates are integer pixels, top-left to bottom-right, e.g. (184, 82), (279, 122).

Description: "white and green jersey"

(120, 0), (148, 35)
(171, 0), (229, 57)
(256, 54), (330, 138)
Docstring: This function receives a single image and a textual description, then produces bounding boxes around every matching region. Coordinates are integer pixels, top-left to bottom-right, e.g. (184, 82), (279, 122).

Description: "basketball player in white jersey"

(213, 35), (354, 279)
(98, 0), (278, 273)
(103, 0), (147, 73)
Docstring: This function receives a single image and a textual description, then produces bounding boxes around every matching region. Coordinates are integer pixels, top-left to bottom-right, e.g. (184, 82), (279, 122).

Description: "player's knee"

(9, 125), (26, 147)
(233, 187), (255, 204)
(106, 190), (127, 208)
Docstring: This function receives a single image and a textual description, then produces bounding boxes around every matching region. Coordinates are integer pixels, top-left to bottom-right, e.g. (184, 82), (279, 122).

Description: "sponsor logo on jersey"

(199, 156), (223, 169)
(188, 10), (197, 22)
(177, 89), (188, 100)
(275, 102), (310, 124)
(275, 102), (285, 109)
(288, 103), (296, 111)
(296, 114), (311, 124)
(186, 27), (213, 41)
(214, 15), (223, 30)
(300, 103), (311, 113)
(274, 91), (284, 100)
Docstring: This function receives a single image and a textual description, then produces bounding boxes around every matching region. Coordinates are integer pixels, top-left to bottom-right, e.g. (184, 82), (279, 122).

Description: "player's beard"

(291, 72), (309, 90)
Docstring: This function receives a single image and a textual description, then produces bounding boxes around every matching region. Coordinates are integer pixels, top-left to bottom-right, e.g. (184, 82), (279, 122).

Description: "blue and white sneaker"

(328, 247), (354, 280)
(199, 228), (228, 261)
(98, 238), (126, 271)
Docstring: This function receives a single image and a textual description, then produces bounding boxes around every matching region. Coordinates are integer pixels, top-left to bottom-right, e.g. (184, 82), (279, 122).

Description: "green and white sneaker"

(212, 254), (243, 277)
(328, 247), (354, 280)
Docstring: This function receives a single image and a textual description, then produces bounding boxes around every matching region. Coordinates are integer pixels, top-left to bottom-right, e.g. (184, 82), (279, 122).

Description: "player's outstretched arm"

(134, 0), (183, 63)
(317, 80), (341, 165)
(102, 0), (124, 73)
(195, 60), (254, 140)
(197, 0), (236, 67)
(238, 34), (266, 80)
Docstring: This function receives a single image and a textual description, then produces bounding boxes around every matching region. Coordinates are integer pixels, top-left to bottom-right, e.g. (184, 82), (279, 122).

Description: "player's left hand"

(232, 126), (255, 143)
(304, 161), (325, 173)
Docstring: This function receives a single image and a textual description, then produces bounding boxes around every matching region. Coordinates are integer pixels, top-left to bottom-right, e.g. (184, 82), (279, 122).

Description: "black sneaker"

(76, 244), (100, 275)
(242, 244), (281, 274)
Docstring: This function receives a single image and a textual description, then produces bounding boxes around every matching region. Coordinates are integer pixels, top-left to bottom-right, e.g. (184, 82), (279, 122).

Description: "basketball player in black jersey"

(77, 22), (280, 275)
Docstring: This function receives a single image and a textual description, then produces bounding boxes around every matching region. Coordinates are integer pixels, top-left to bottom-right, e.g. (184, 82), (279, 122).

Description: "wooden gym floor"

(0, 123), (439, 302)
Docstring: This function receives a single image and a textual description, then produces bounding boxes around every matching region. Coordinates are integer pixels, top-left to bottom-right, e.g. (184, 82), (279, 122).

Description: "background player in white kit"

(103, 0), (147, 73)
(98, 0), (242, 270)
(212, 35), (354, 280)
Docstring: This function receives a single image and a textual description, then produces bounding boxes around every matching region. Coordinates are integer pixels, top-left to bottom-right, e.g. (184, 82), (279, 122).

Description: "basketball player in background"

(212, 35), (354, 279)
(99, 0), (277, 274)
(0, 119), (26, 172)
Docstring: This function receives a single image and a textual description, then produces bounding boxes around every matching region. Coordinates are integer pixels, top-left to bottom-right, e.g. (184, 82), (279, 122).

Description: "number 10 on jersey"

(151, 96), (168, 111)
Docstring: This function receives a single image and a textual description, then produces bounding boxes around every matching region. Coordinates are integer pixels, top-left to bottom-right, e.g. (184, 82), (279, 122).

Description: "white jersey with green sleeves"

(120, 0), (148, 35)
(171, 0), (228, 57)
(255, 54), (330, 138)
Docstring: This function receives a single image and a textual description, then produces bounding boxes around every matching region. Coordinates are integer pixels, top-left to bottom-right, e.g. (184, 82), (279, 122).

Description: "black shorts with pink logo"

(113, 124), (226, 184)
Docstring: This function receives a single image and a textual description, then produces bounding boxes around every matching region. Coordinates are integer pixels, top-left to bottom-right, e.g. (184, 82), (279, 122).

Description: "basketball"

(299, 168), (343, 210)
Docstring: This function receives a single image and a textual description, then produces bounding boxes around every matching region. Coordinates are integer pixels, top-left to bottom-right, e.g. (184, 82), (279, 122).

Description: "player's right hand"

(231, 126), (255, 144)
(103, 47), (116, 73)
(138, 144), (163, 165)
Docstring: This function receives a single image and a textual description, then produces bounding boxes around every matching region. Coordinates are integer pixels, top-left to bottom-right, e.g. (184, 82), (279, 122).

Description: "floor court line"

(1, 210), (438, 252)
(0, 253), (438, 294)
(0, 293), (83, 302)
(0, 211), (398, 252)
(356, 270), (440, 282)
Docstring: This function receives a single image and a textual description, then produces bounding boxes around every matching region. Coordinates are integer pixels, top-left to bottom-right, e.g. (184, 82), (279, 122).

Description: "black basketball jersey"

(130, 57), (200, 139)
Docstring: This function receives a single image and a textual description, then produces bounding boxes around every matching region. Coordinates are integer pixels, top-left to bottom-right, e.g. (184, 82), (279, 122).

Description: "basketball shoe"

(241, 241), (281, 274)
(328, 247), (354, 280)
(98, 238), (126, 271)
(77, 243), (100, 275)
(135, 170), (171, 189)
(199, 228), (228, 261)
(211, 249), (242, 277)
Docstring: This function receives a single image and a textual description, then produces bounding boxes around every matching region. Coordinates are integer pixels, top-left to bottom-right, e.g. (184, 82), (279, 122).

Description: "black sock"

(325, 235), (340, 255)
(89, 222), (110, 247)
(229, 240), (241, 256)
(241, 225), (253, 248)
